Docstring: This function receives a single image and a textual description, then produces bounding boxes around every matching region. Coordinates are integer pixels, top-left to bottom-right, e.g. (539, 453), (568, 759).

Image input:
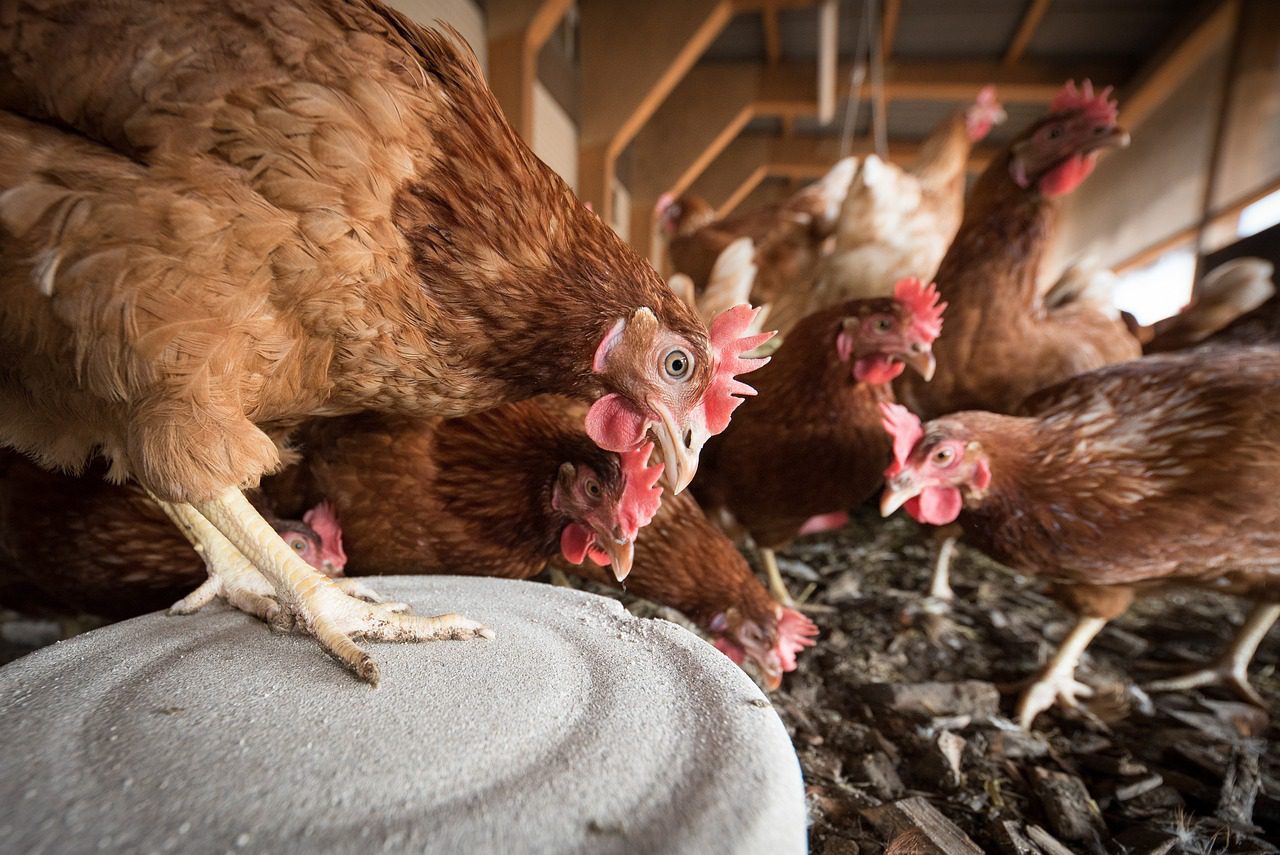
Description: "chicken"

(656, 192), (717, 243)
(0, 450), (348, 620)
(1144, 258), (1275, 353)
(266, 397), (815, 685)
(896, 81), (1138, 422)
(665, 157), (858, 307)
(879, 347), (1280, 728)
(766, 87), (1005, 334)
(889, 82), (1139, 607)
(694, 277), (945, 603)
(0, 0), (767, 682)
(265, 398), (664, 584)
(555, 488), (818, 690)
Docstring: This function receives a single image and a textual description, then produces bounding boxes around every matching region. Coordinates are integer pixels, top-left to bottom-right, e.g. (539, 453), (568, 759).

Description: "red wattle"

(905, 487), (963, 525)
(854, 355), (905, 385)
(585, 393), (647, 452)
(559, 524), (594, 564)
(1040, 153), (1097, 198)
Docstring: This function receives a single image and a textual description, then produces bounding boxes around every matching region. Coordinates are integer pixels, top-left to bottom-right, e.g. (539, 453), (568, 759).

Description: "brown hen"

(694, 278), (945, 603)
(0, 0), (764, 681)
(881, 348), (1280, 728)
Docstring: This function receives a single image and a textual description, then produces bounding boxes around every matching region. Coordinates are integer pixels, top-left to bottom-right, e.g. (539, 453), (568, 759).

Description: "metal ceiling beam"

(1003, 0), (1053, 66)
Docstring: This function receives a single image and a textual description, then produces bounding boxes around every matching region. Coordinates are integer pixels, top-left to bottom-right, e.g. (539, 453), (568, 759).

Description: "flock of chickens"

(0, 0), (1278, 733)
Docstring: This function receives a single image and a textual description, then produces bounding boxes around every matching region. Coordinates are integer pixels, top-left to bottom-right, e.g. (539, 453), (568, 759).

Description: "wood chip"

(1031, 767), (1106, 851)
(1024, 824), (1076, 855)
(1115, 773), (1164, 802)
(855, 751), (905, 801)
(857, 681), (1000, 718)
(1110, 825), (1178, 855)
(861, 796), (983, 855)
(991, 820), (1044, 855)
(1216, 740), (1264, 829)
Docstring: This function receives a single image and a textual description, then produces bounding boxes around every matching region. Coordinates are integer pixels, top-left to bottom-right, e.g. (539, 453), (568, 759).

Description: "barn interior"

(1, 2), (1279, 854)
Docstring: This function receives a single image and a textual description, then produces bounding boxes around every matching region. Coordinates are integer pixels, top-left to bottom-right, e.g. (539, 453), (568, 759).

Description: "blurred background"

(394, 0), (1279, 326)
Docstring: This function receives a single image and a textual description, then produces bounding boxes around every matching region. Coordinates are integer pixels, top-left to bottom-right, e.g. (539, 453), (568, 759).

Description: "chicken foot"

(1144, 602), (1280, 708)
(149, 492), (283, 625)
(1016, 615), (1107, 729)
(152, 492), (401, 623)
(181, 487), (491, 685)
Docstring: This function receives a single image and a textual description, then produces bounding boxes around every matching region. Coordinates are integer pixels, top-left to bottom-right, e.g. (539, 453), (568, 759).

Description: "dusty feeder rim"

(0, 575), (806, 854)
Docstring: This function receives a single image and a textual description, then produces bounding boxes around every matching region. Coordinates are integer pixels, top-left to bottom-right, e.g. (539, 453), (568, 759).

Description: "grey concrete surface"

(0, 576), (807, 854)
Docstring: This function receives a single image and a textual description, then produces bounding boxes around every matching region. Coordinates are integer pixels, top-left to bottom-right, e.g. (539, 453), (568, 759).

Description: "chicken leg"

(759, 547), (796, 607)
(149, 492), (283, 624)
(181, 487), (492, 685)
(928, 532), (959, 603)
(1144, 602), (1279, 707)
(1016, 615), (1107, 729)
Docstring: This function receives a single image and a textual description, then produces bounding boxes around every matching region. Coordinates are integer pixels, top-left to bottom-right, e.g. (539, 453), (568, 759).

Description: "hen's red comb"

(880, 402), (924, 477)
(893, 277), (946, 342)
(704, 305), (776, 434)
(1050, 80), (1118, 125)
(617, 441), (664, 538)
(776, 607), (819, 672)
(302, 502), (347, 571)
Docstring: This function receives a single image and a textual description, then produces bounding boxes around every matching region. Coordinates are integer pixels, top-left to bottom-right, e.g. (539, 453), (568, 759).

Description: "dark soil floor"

(3, 508), (1277, 854)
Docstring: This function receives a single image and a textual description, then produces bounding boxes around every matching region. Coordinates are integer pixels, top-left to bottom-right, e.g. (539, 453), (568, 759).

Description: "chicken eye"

(290, 538), (306, 553)
(931, 446), (956, 466)
(871, 317), (893, 333)
(663, 348), (691, 379)
(584, 479), (601, 498)
(1047, 125), (1063, 140)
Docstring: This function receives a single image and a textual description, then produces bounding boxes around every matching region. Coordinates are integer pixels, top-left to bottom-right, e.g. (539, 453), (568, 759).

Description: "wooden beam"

(817, 0), (838, 123)
(753, 59), (1127, 113)
(1003, 0), (1052, 66)
(1207, 0), (1280, 214)
(763, 3), (782, 66)
(688, 134), (774, 213)
(629, 64), (762, 253)
(578, 0), (736, 219)
(486, 0), (573, 141)
(1119, 0), (1238, 132)
(694, 133), (997, 214)
(881, 0), (902, 62)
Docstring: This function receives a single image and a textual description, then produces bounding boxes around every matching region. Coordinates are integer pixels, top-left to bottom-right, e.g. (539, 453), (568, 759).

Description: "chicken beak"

(1093, 125), (1130, 152)
(900, 348), (936, 382)
(653, 405), (703, 494)
(599, 537), (635, 582)
(880, 473), (921, 517)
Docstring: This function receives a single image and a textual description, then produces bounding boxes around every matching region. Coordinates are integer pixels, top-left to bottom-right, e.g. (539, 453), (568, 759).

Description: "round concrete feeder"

(0, 576), (807, 853)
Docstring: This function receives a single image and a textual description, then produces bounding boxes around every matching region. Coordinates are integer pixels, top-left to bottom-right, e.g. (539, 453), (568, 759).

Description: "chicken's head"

(587, 304), (773, 493)
(1010, 80), (1129, 198)
(553, 442), (664, 582)
(965, 85), (1006, 142)
(837, 278), (945, 384)
(711, 605), (818, 691)
(878, 403), (991, 526)
(276, 502), (348, 577)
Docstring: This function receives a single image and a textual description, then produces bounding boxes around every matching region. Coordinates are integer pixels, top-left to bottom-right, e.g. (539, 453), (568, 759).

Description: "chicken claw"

(759, 547), (797, 607)
(1144, 602), (1279, 708)
(183, 487), (491, 685)
(1015, 615), (1107, 729)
